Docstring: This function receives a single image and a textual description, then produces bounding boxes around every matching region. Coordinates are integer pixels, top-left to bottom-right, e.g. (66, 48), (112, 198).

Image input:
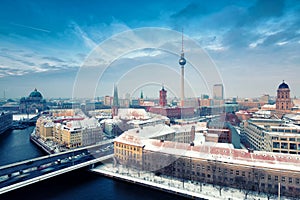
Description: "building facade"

(244, 118), (300, 154)
(159, 86), (167, 107)
(0, 112), (13, 134)
(276, 81), (292, 111)
(114, 135), (300, 198)
(19, 88), (47, 114)
(36, 111), (104, 149)
(213, 84), (224, 100)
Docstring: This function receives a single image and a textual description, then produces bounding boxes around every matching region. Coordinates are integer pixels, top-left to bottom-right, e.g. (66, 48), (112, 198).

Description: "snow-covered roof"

(114, 124), (175, 145)
(80, 117), (100, 128)
(261, 104), (276, 110)
(171, 122), (207, 133)
(142, 139), (300, 172)
(101, 118), (122, 124)
(117, 108), (150, 120)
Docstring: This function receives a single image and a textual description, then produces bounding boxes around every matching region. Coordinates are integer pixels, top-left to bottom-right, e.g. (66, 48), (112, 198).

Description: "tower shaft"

(181, 66), (184, 107)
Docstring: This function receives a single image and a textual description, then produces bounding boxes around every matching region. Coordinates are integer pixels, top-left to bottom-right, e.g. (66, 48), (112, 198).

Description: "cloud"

(42, 56), (65, 63)
(171, 2), (208, 19)
(70, 22), (97, 49)
(0, 46), (80, 77)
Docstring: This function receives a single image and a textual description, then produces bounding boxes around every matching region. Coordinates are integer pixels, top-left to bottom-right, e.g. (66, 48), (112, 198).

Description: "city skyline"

(0, 0), (300, 99)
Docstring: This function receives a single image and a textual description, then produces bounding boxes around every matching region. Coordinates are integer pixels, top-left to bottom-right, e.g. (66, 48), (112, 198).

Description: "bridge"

(0, 140), (114, 194)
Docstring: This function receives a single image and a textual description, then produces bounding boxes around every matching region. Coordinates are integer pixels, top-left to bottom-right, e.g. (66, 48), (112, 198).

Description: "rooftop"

(142, 139), (300, 172)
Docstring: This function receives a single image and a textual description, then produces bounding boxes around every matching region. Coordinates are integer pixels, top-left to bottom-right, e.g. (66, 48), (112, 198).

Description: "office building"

(213, 84), (224, 100)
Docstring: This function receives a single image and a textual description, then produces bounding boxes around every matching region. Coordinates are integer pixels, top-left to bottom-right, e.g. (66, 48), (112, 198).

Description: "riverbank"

(91, 163), (286, 200)
(30, 129), (55, 154)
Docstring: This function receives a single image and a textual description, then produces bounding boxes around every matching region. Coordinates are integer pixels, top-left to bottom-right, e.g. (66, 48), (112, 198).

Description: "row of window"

(115, 143), (139, 151)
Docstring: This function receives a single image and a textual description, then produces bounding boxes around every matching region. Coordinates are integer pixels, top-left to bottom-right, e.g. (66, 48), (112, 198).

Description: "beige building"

(35, 116), (53, 140)
(36, 111), (104, 149)
(244, 118), (300, 154)
(114, 132), (300, 198)
(61, 123), (82, 149)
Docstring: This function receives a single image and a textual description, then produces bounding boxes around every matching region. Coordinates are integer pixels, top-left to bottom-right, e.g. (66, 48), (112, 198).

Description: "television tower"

(179, 29), (186, 107)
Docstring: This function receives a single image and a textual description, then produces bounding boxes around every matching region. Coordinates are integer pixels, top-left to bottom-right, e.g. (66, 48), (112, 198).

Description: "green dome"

(29, 88), (43, 98)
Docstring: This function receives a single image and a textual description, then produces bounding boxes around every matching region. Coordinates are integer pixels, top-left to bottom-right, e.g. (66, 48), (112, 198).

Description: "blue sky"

(0, 0), (299, 99)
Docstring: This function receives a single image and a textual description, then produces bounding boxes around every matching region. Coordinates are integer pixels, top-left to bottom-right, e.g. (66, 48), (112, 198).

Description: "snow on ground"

(92, 164), (292, 200)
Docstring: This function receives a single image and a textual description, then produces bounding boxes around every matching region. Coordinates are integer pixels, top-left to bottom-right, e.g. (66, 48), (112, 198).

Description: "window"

(230, 169), (233, 175)
(275, 176), (278, 181)
(268, 175), (271, 181)
(236, 171), (240, 176)
(282, 176), (285, 182)
(296, 178), (300, 184)
(289, 177), (293, 184)
(273, 142), (280, 148)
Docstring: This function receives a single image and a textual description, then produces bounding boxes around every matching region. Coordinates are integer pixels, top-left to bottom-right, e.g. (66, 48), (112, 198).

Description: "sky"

(0, 0), (299, 99)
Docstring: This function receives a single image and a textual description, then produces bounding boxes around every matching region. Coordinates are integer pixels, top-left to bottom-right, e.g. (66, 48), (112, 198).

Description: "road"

(0, 142), (114, 189)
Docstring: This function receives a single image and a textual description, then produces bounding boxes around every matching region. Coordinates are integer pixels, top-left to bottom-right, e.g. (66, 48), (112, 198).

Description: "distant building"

(213, 84), (224, 100)
(112, 85), (119, 117)
(276, 81), (292, 111)
(149, 86), (194, 119)
(19, 88), (47, 114)
(0, 112), (13, 134)
(104, 96), (113, 106)
(139, 91), (144, 106)
(260, 94), (270, 103)
(159, 86), (167, 107)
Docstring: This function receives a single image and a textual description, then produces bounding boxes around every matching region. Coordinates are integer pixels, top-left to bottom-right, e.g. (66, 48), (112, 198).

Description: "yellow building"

(114, 133), (144, 168)
(53, 123), (62, 144)
(61, 126), (82, 149)
(35, 116), (53, 140)
(40, 122), (53, 141)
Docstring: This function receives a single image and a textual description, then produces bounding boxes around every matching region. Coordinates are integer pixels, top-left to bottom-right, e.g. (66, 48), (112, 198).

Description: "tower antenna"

(181, 28), (184, 53)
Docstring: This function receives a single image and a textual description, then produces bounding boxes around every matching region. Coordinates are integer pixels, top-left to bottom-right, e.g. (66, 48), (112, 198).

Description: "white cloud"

(123, 49), (163, 59)
(0, 47), (79, 77)
(276, 41), (289, 46)
(70, 22), (97, 49)
(249, 38), (265, 48)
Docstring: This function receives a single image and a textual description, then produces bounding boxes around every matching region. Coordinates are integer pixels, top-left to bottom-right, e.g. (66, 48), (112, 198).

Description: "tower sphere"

(179, 57), (186, 65)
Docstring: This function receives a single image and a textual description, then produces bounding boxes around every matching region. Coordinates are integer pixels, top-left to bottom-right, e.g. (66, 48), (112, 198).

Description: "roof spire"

(140, 90), (144, 99)
(113, 83), (119, 107)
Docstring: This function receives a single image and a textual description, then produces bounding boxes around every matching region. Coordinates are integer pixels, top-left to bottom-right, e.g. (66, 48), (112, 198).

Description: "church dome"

(29, 88), (43, 98)
(278, 81), (289, 89)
